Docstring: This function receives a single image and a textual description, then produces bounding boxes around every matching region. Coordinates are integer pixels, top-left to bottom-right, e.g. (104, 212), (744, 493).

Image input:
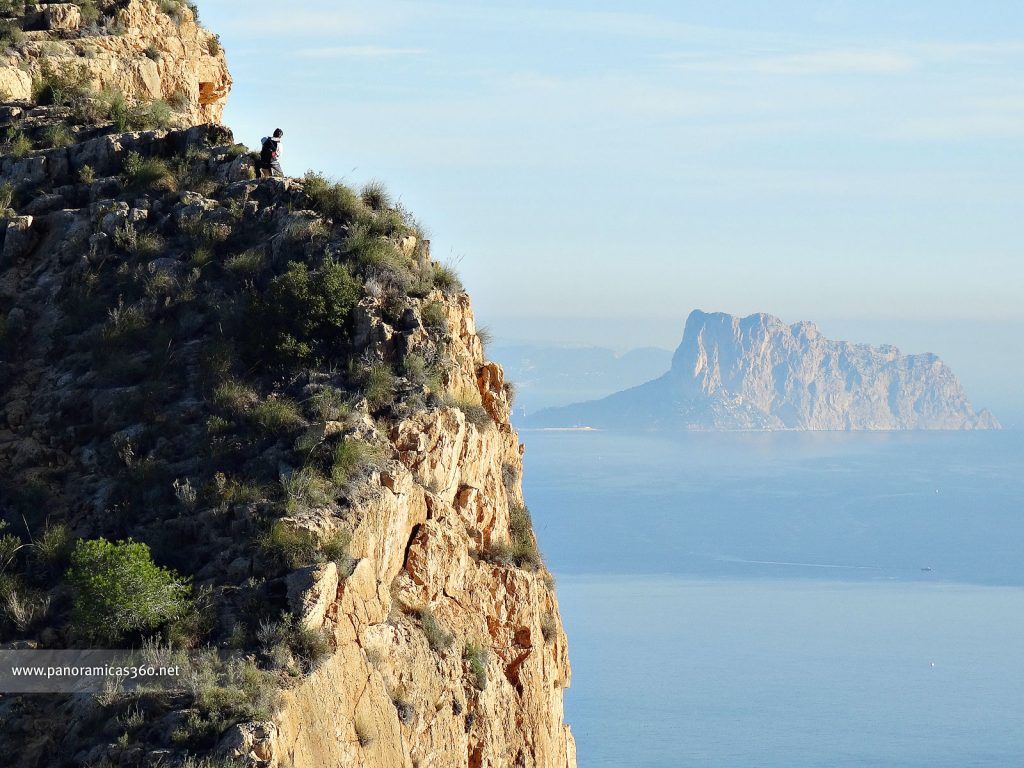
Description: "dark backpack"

(260, 137), (277, 165)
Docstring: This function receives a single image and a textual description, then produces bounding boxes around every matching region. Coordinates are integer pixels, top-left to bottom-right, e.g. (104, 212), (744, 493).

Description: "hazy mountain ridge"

(527, 310), (999, 431)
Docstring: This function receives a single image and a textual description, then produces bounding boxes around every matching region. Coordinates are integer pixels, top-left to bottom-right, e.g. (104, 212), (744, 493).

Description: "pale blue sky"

(200, 0), (1022, 416)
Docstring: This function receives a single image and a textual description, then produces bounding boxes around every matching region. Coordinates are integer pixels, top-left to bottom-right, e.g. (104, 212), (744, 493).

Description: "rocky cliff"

(0, 4), (575, 767)
(528, 310), (998, 431)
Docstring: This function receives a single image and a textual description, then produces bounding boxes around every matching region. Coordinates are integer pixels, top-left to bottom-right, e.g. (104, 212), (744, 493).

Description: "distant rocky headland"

(526, 310), (999, 431)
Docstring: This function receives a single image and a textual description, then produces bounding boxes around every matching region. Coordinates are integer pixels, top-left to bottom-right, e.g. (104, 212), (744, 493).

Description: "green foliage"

(482, 505), (543, 570)
(123, 150), (175, 192)
(7, 131), (32, 159)
(302, 172), (363, 223)
(417, 607), (453, 653)
(79, 163), (96, 184)
(330, 438), (385, 487)
(206, 34), (221, 56)
(172, 652), (278, 749)
(251, 397), (304, 433)
(279, 467), (332, 514)
(309, 387), (351, 422)
(76, 0), (101, 25)
(211, 473), (266, 505)
(0, 19), (24, 48)
(463, 642), (488, 690)
(432, 262), (463, 292)
(257, 613), (331, 672)
(212, 379), (257, 414)
(421, 301), (448, 333)
(113, 223), (164, 258)
(360, 180), (391, 211)
(255, 260), (361, 368)
(43, 123), (75, 149)
(34, 522), (72, 566)
(66, 538), (192, 642)
(224, 248), (265, 277)
(260, 520), (349, 569)
(361, 363), (396, 410)
(447, 396), (491, 429)
(33, 62), (92, 107)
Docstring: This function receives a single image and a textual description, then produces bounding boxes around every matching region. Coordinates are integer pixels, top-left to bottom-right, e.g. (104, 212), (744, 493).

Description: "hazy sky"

(200, 0), (1022, 415)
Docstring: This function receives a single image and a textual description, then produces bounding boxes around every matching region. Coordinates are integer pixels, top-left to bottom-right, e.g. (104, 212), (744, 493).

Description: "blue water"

(520, 430), (1024, 767)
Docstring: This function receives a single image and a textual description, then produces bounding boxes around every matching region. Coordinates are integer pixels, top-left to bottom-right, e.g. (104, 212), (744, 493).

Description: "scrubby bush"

(113, 222), (164, 257)
(44, 123), (75, 148)
(330, 438), (385, 486)
(421, 301), (447, 333)
(251, 397), (304, 432)
(0, 19), (24, 49)
(302, 172), (363, 223)
(7, 131), (31, 159)
(463, 642), (488, 690)
(360, 180), (391, 211)
(416, 607), (453, 652)
(255, 260), (361, 368)
(309, 387), (351, 422)
(224, 248), (265, 276)
(33, 62), (92, 107)
(361, 363), (396, 410)
(34, 522), (72, 567)
(446, 396), (491, 428)
(123, 150), (175, 192)
(279, 468), (333, 513)
(66, 538), (192, 642)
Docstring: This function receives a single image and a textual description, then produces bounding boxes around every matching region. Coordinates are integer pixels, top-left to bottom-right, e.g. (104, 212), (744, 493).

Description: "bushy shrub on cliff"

(253, 260), (361, 368)
(66, 538), (192, 642)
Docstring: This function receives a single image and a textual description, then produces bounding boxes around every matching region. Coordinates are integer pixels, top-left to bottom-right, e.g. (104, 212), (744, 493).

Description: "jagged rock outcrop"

(0, 4), (575, 767)
(1, 0), (231, 124)
(528, 309), (998, 431)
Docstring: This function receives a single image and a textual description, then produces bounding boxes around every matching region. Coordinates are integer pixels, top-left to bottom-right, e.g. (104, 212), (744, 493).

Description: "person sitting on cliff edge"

(259, 128), (284, 177)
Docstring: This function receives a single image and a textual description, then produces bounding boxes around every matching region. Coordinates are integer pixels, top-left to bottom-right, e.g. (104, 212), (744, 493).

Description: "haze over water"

(522, 429), (1024, 767)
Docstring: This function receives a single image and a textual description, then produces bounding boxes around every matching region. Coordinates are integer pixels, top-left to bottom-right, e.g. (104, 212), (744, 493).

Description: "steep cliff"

(0, 4), (575, 767)
(528, 310), (998, 431)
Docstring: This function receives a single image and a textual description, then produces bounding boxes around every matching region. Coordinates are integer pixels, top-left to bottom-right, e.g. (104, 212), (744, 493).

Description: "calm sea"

(520, 430), (1024, 767)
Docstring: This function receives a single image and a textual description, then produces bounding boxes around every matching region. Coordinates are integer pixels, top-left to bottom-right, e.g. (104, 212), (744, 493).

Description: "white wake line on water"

(715, 556), (877, 570)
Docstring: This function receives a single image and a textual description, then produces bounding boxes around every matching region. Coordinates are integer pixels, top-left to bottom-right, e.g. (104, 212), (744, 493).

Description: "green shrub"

(206, 34), (221, 56)
(280, 467), (333, 513)
(309, 387), (351, 422)
(255, 260), (361, 368)
(79, 164), (96, 184)
(447, 397), (491, 429)
(416, 608), (452, 653)
(421, 301), (447, 333)
(173, 653), (279, 749)
(343, 221), (410, 274)
(252, 397), (304, 432)
(7, 131), (31, 159)
(0, 19), (24, 48)
(463, 642), (488, 690)
(302, 172), (363, 223)
(330, 438), (384, 486)
(123, 150), (175, 192)
(76, 0), (101, 25)
(34, 522), (72, 566)
(211, 473), (266, 505)
(260, 519), (346, 568)
(113, 223), (164, 258)
(362, 363), (395, 410)
(33, 62), (92, 107)
(44, 123), (75, 148)
(432, 262), (463, 292)
(360, 180), (391, 211)
(66, 538), (192, 642)
(212, 379), (257, 414)
(224, 248), (265, 276)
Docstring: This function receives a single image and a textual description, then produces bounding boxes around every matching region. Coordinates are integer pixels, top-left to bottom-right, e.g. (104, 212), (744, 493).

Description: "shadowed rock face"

(528, 310), (999, 431)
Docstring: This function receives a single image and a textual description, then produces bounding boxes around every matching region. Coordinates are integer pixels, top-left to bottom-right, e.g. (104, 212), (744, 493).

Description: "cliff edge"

(0, 3), (575, 767)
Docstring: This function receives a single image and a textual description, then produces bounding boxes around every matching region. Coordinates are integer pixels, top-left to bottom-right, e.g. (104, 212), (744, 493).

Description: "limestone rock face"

(530, 309), (998, 431)
(1, 0), (231, 124)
